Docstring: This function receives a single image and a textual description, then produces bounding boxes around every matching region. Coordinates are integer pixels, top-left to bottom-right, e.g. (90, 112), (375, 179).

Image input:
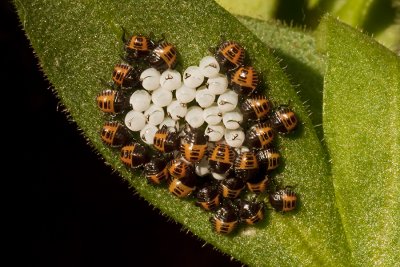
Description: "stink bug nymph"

(234, 151), (259, 182)
(245, 122), (275, 150)
(100, 121), (131, 147)
(96, 89), (130, 114)
(256, 148), (280, 173)
(120, 142), (150, 169)
(149, 41), (178, 71)
(144, 156), (170, 185)
(195, 185), (221, 211)
(214, 40), (245, 73)
(246, 174), (270, 194)
(240, 94), (272, 122)
(269, 186), (298, 212)
(153, 125), (180, 153)
(167, 162), (196, 198)
(238, 199), (265, 225)
(180, 125), (209, 163)
(208, 143), (237, 175)
(167, 176), (196, 198)
(270, 105), (298, 134)
(230, 66), (259, 96)
(219, 176), (245, 199)
(210, 202), (239, 234)
(167, 158), (194, 180)
(122, 30), (155, 62)
(112, 63), (140, 89)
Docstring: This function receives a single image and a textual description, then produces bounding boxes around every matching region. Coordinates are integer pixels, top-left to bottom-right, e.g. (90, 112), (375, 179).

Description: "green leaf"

(237, 17), (325, 140)
(14, 1), (351, 266)
(360, 0), (400, 51)
(316, 14), (400, 266)
(218, 0), (400, 53)
(215, 0), (278, 21)
(333, 0), (375, 27)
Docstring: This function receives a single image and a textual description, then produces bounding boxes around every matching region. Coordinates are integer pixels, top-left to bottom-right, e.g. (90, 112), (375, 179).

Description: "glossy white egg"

(144, 104), (165, 125)
(151, 88), (173, 107)
(195, 86), (215, 108)
(175, 85), (196, 104)
(140, 68), (161, 91)
(183, 66), (204, 88)
(207, 74), (228, 95)
(167, 100), (188, 120)
(199, 56), (220, 78)
(139, 124), (158, 145)
(160, 69), (182, 91)
(185, 106), (204, 128)
(129, 89), (151, 112)
(204, 123), (225, 142)
(217, 89), (239, 113)
(222, 108), (243, 129)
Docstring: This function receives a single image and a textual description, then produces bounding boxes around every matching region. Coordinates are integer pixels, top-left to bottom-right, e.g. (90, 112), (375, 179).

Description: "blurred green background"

(216, 0), (400, 52)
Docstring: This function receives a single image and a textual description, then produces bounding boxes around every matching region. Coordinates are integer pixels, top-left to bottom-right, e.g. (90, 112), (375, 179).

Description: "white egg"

(224, 128), (245, 148)
(167, 100), (188, 120)
(217, 89), (239, 113)
(129, 89), (151, 112)
(199, 56), (220, 78)
(204, 123), (225, 142)
(207, 74), (228, 95)
(185, 106), (204, 128)
(160, 69), (182, 91)
(140, 124), (158, 145)
(140, 68), (161, 91)
(195, 86), (215, 108)
(151, 88), (173, 107)
(183, 66), (205, 88)
(144, 104), (165, 125)
(222, 108), (243, 129)
(175, 85), (196, 104)
(124, 110), (146, 132)
(203, 104), (222, 125)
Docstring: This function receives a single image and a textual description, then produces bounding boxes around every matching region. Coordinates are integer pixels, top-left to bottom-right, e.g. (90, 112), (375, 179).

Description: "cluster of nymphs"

(96, 30), (299, 235)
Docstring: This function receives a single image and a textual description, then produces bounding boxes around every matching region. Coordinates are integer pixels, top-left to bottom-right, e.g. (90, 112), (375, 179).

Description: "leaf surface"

(14, 1), (352, 266)
(316, 14), (400, 266)
(237, 16), (325, 139)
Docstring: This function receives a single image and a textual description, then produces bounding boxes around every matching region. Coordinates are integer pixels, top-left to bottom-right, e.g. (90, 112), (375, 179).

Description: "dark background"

(2, 2), (243, 266)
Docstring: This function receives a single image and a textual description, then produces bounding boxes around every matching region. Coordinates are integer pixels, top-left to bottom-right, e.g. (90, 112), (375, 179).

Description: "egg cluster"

(96, 31), (299, 235)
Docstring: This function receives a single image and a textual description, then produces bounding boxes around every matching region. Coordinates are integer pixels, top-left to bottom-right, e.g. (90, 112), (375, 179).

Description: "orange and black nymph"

(96, 89), (130, 114)
(219, 177), (246, 199)
(153, 125), (180, 154)
(111, 63), (140, 89)
(149, 41), (178, 71)
(120, 142), (150, 169)
(230, 66), (259, 96)
(269, 187), (297, 212)
(210, 203), (239, 234)
(238, 199), (265, 225)
(214, 40), (245, 73)
(240, 94), (272, 122)
(270, 105), (298, 134)
(144, 156), (170, 185)
(180, 125), (209, 163)
(167, 159), (196, 198)
(208, 143), (236, 175)
(100, 121), (131, 147)
(234, 151), (259, 182)
(122, 31), (155, 62)
(195, 185), (221, 211)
